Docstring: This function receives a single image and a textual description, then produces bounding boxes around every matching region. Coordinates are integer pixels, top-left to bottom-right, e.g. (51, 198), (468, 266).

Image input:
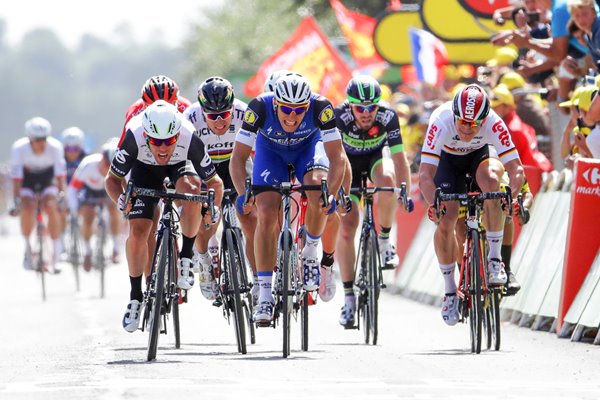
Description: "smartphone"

(527, 11), (540, 24)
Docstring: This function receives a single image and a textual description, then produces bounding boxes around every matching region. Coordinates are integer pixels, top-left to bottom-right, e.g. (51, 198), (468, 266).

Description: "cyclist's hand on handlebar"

(118, 193), (133, 215)
(337, 195), (352, 215)
(427, 203), (444, 224)
(202, 203), (220, 228)
(320, 194), (335, 215)
(235, 193), (253, 215)
(501, 197), (512, 216)
(398, 196), (415, 213)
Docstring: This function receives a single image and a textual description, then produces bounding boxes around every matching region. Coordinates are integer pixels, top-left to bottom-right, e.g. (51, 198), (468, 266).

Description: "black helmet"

(198, 76), (235, 112)
(346, 75), (381, 104)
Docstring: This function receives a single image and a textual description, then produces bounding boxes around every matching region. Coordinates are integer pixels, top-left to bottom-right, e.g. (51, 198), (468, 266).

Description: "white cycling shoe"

(122, 299), (143, 333)
(177, 257), (195, 290)
(441, 294), (459, 326)
(319, 265), (336, 302)
(488, 258), (508, 286)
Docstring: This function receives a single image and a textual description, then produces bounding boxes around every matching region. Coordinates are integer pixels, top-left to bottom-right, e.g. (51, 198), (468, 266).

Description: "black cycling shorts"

(433, 146), (492, 194)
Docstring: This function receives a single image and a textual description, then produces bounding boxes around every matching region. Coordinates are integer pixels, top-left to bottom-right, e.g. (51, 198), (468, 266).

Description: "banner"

(244, 16), (353, 106)
(330, 0), (385, 69)
(409, 28), (449, 85)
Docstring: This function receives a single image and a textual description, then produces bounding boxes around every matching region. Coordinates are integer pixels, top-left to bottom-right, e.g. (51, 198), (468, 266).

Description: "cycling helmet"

(101, 138), (119, 163)
(25, 117), (52, 139)
(61, 126), (85, 147)
(346, 75), (381, 104)
(452, 84), (490, 122)
(141, 75), (179, 106)
(198, 76), (234, 112)
(274, 72), (311, 105)
(264, 69), (291, 93)
(142, 100), (181, 139)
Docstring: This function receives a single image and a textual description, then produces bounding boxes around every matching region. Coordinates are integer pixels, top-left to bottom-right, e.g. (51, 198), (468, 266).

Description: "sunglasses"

(351, 103), (378, 113)
(455, 116), (484, 128)
(145, 132), (179, 147)
(203, 109), (232, 121)
(276, 102), (309, 115)
(65, 146), (81, 152)
(31, 137), (47, 143)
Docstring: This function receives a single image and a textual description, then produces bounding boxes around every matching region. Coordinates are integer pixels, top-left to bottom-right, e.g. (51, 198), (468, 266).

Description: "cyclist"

(183, 76), (257, 301)
(418, 84), (524, 326)
(334, 75), (413, 327)
(105, 100), (223, 333)
(230, 72), (347, 324)
(10, 117), (66, 272)
(263, 69), (292, 93)
(67, 139), (122, 271)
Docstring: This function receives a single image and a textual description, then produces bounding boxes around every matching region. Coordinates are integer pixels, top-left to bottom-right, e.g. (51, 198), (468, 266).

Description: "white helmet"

(142, 100), (181, 140)
(274, 72), (312, 105)
(25, 117), (52, 139)
(264, 69), (291, 93)
(61, 126), (85, 147)
(101, 137), (119, 163)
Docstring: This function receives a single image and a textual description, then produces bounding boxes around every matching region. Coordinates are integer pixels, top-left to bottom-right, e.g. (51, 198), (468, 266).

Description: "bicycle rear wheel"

(356, 231), (369, 344)
(224, 229), (247, 354)
(469, 231), (483, 354)
(95, 218), (107, 298)
(147, 232), (168, 361)
(234, 229), (255, 346)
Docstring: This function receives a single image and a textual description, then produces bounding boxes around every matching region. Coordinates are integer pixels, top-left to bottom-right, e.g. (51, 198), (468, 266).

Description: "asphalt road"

(1, 221), (599, 400)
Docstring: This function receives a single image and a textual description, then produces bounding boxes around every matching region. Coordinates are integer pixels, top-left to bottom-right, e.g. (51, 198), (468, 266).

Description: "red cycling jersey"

(117, 96), (192, 146)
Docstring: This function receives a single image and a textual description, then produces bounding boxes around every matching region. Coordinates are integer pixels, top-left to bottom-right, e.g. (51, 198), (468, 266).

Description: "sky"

(0, 0), (222, 48)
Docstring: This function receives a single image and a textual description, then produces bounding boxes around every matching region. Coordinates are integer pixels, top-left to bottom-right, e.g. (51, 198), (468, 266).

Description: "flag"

(408, 28), (449, 85)
(244, 17), (353, 105)
(330, 0), (385, 69)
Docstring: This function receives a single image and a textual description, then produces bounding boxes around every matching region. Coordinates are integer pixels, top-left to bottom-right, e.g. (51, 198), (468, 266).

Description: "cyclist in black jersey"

(334, 76), (412, 327)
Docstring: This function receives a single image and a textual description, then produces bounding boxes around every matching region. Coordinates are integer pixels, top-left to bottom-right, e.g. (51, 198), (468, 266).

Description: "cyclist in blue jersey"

(229, 72), (347, 324)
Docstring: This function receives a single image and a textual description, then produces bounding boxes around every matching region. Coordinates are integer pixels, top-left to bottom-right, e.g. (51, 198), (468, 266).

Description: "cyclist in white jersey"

(418, 84), (525, 326)
(183, 76), (257, 301)
(67, 139), (121, 271)
(105, 101), (223, 333)
(10, 117), (66, 272)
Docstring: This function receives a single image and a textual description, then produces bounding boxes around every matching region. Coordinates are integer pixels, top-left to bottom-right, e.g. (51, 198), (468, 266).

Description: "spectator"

(557, 19), (596, 104)
(568, 0), (600, 63)
(558, 85), (593, 159)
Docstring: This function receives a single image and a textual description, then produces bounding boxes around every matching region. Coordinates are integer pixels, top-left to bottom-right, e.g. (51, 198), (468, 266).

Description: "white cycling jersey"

(421, 102), (520, 167)
(70, 153), (105, 191)
(10, 136), (66, 180)
(183, 98), (248, 164)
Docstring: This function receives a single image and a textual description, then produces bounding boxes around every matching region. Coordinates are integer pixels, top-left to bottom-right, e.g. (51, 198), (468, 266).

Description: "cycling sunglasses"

(145, 132), (179, 147)
(65, 145), (81, 152)
(455, 116), (484, 128)
(203, 109), (232, 121)
(351, 103), (378, 113)
(276, 102), (309, 115)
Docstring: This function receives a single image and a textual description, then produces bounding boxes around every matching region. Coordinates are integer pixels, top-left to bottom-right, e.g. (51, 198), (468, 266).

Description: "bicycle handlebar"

(245, 179), (330, 207)
(433, 187), (513, 220)
(516, 193), (530, 224)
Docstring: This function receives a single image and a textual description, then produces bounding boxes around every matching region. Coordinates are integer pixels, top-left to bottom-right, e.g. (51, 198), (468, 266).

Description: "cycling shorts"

(434, 146), (492, 195)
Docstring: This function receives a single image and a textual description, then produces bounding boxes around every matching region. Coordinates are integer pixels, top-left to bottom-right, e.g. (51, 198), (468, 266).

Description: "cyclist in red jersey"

(117, 75), (192, 146)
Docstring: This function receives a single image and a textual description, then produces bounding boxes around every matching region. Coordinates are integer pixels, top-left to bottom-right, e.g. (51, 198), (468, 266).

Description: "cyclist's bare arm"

(391, 151), (411, 194)
(230, 142), (253, 196)
(323, 139), (345, 196)
(504, 159), (525, 199)
(204, 174), (224, 208)
(104, 172), (126, 208)
(418, 163), (438, 205)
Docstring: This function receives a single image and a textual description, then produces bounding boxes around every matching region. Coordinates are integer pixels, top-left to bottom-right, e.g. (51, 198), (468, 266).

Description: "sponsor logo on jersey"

(134, 198), (145, 207)
(426, 125), (438, 149)
(200, 153), (212, 167)
(388, 129), (400, 139)
(244, 109), (258, 126)
(492, 120), (511, 147)
(319, 105), (334, 124)
(114, 148), (129, 165)
(368, 126), (379, 137)
(207, 142), (234, 150)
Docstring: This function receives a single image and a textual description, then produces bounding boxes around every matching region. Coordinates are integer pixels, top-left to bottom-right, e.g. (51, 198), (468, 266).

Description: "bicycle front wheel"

(69, 216), (81, 292)
(147, 232), (168, 361)
(469, 231), (483, 354)
(224, 229), (247, 355)
(281, 230), (293, 358)
(367, 232), (379, 345)
(169, 236), (180, 350)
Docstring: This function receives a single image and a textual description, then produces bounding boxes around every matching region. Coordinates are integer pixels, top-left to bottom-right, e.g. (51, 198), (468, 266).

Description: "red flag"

(330, 0), (385, 69)
(244, 17), (352, 106)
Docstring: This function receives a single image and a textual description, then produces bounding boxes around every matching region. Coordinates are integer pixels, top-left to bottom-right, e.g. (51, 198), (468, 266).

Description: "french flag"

(409, 28), (449, 85)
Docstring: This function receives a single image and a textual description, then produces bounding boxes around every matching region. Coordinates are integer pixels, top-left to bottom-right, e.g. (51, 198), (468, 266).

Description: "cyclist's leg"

(19, 189), (36, 269)
(79, 203), (95, 271)
(474, 155), (507, 285)
(371, 154), (400, 266)
(106, 199), (122, 263)
(41, 186), (62, 269)
(338, 201), (360, 326)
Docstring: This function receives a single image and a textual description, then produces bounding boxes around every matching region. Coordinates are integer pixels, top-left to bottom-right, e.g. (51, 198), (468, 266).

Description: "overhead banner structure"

(374, 0), (516, 65)
(330, 0), (386, 69)
(244, 16), (353, 105)
(557, 159), (600, 331)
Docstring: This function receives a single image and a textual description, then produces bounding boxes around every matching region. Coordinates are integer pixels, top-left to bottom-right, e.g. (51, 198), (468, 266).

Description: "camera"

(526, 11), (540, 24)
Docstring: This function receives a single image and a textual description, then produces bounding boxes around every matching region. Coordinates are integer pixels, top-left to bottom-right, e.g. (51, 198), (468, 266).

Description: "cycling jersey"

(67, 153), (107, 212)
(10, 137), (66, 190)
(421, 102), (520, 167)
(66, 151), (87, 184)
(235, 93), (340, 185)
(335, 102), (404, 156)
(183, 98), (247, 164)
(117, 96), (192, 146)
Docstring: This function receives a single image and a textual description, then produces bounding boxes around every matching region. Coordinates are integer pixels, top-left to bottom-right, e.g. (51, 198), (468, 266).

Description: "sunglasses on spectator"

(455, 116), (484, 128)
(144, 132), (179, 147)
(276, 102), (309, 115)
(203, 109), (232, 121)
(351, 103), (378, 113)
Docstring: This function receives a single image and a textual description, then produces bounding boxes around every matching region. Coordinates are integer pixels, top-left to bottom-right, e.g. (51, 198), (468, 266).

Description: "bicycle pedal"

(380, 283), (387, 289)
(255, 320), (271, 328)
(343, 323), (358, 330)
(212, 298), (223, 307)
(381, 264), (395, 271)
